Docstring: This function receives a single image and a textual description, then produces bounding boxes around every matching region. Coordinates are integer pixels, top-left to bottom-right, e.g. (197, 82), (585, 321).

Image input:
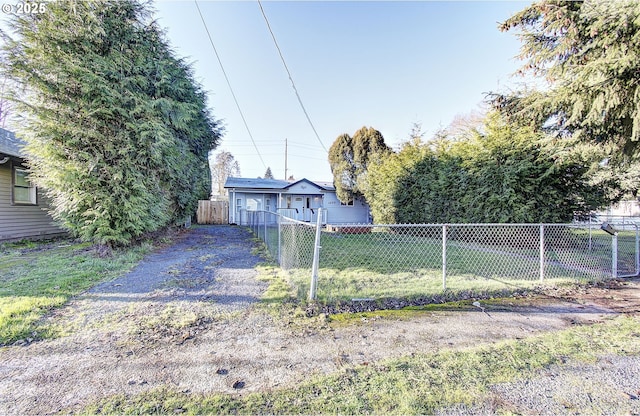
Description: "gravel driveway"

(79, 225), (268, 320)
(0, 225), (638, 414)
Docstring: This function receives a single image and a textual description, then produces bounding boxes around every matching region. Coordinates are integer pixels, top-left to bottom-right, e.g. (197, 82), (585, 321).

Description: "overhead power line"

(194, 0), (268, 170)
(257, 0), (329, 153)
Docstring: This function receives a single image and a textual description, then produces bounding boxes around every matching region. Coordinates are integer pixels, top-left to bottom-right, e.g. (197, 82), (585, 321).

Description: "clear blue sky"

(154, 1), (530, 182)
(7, 1), (531, 182)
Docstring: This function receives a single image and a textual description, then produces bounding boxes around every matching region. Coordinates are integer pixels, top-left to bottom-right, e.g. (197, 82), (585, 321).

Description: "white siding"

(322, 193), (369, 224)
(229, 191), (280, 224)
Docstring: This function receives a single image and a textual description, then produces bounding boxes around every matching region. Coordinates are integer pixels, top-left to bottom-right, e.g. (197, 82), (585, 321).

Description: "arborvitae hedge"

(1, 0), (221, 246)
(366, 113), (607, 224)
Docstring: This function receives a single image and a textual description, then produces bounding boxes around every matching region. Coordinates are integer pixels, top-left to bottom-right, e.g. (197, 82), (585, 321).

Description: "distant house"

(224, 177), (370, 225)
(0, 128), (65, 241)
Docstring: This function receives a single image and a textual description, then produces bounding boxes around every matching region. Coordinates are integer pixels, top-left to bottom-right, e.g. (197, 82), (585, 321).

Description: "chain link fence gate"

(245, 210), (638, 303)
(614, 223), (640, 277)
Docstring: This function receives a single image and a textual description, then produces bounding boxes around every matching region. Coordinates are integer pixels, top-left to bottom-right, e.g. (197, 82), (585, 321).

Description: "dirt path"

(0, 225), (638, 414)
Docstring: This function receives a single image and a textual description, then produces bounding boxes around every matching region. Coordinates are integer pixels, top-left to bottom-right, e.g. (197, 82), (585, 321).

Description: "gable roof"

(0, 128), (25, 158)
(224, 177), (335, 192)
(283, 178), (335, 191)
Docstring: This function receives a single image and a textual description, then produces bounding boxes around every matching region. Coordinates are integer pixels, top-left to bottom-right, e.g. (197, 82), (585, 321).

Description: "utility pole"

(284, 138), (288, 180)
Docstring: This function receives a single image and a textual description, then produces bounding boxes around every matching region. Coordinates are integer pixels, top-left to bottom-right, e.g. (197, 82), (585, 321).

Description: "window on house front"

(340, 199), (354, 206)
(246, 197), (261, 211)
(13, 167), (37, 205)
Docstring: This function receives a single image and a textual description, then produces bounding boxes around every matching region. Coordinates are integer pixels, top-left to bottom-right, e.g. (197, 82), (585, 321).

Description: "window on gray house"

(13, 167), (37, 205)
(340, 199), (354, 206)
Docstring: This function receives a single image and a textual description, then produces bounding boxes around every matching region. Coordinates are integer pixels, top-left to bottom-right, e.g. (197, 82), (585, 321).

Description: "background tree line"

(365, 114), (606, 224)
(331, 114), (606, 224)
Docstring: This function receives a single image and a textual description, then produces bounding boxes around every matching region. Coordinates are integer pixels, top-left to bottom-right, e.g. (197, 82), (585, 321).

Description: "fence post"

(277, 214), (282, 265)
(442, 224), (447, 291)
(263, 211), (267, 243)
(633, 223), (640, 276)
(612, 232), (618, 279)
(539, 224), (544, 281)
(309, 208), (323, 301)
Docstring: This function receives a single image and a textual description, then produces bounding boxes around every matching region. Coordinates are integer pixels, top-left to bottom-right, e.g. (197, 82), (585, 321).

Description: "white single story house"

(224, 177), (370, 225)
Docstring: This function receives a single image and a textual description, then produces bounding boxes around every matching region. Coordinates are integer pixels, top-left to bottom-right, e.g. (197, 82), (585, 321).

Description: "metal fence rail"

(246, 210), (638, 303)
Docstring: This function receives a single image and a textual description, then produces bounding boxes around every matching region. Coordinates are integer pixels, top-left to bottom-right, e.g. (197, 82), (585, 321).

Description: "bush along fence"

(247, 210), (639, 304)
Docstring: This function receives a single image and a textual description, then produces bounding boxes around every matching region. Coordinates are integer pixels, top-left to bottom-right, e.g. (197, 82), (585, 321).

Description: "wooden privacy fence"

(197, 200), (228, 225)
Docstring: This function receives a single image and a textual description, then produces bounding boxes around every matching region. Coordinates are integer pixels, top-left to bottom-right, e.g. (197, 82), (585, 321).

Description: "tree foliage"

(328, 126), (391, 203)
(264, 167), (274, 180)
(491, 0), (640, 197)
(366, 113), (607, 224)
(1, 0), (221, 246)
(0, 77), (15, 128)
(210, 150), (241, 196)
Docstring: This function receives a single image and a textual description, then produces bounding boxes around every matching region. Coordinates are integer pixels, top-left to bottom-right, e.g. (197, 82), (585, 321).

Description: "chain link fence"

(246, 210), (315, 266)
(246, 210), (638, 304)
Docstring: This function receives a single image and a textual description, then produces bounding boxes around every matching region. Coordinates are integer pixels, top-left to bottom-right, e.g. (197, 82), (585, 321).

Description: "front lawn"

(279, 227), (615, 304)
(0, 238), (152, 345)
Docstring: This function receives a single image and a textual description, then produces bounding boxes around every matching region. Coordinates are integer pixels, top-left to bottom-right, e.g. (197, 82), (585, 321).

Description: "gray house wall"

(0, 128), (65, 241)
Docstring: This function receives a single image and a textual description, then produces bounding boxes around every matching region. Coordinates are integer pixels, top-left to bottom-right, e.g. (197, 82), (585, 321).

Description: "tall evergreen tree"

(491, 0), (640, 197)
(1, 0), (221, 246)
(264, 167), (274, 180)
(328, 126), (391, 203)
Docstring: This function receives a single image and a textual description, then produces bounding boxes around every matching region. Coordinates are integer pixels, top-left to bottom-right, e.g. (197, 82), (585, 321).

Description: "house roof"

(224, 177), (291, 190)
(224, 177), (335, 192)
(312, 181), (336, 191)
(0, 128), (24, 158)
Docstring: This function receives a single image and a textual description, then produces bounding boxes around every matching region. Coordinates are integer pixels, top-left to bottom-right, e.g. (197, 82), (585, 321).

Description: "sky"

(0, 0), (531, 183)
(152, 0), (531, 183)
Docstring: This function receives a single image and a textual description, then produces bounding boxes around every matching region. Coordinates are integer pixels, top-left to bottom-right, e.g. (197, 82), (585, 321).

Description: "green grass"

(273, 228), (618, 304)
(81, 315), (640, 415)
(0, 238), (152, 345)
(248, 223), (281, 263)
(286, 266), (574, 305)
(256, 264), (297, 305)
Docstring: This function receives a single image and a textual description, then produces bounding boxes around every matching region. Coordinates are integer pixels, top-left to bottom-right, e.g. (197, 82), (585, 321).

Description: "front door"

(289, 195), (316, 221)
(290, 196), (305, 221)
